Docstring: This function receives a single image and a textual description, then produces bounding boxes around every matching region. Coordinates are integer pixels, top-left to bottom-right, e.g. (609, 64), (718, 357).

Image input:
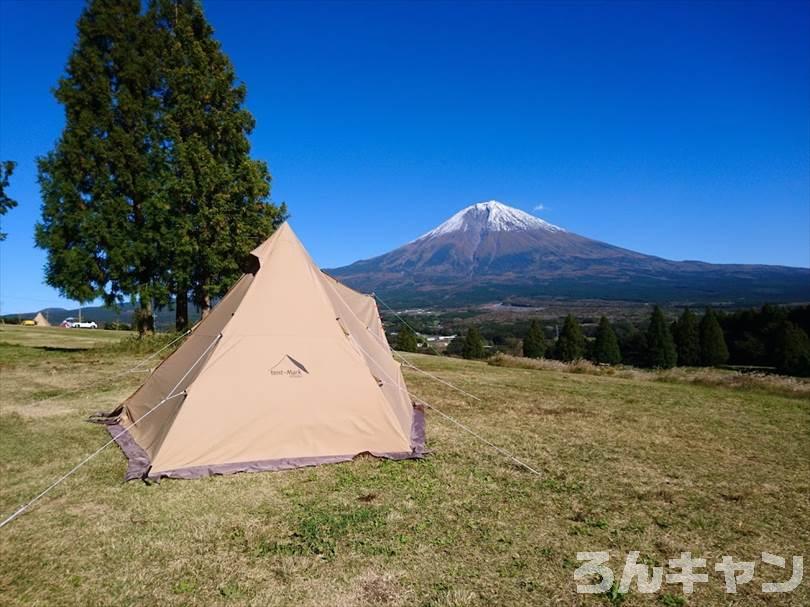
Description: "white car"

(70, 321), (98, 329)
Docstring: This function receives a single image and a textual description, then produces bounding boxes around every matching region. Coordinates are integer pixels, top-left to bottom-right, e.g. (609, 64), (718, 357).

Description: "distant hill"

(2, 303), (200, 330)
(328, 201), (810, 307)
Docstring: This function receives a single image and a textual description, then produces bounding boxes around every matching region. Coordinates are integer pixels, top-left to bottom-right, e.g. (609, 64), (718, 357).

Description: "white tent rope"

(372, 292), (448, 358)
(369, 293), (481, 401)
(322, 280), (541, 477)
(418, 400), (544, 477)
(391, 354), (482, 402)
(21, 329), (192, 410)
(324, 282), (482, 402)
(346, 327), (543, 478)
(0, 333), (222, 529)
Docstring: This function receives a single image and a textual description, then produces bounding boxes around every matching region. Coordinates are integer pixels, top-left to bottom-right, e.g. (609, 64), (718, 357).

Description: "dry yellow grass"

(488, 352), (810, 398)
(0, 333), (808, 606)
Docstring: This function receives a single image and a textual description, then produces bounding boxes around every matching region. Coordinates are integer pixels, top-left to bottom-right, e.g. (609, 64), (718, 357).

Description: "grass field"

(0, 324), (132, 349)
(0, 328), (808, 606)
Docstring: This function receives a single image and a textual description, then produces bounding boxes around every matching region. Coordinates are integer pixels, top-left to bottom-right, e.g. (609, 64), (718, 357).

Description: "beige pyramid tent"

(33, 312), (50, 327)
(102, 223), (424, 480)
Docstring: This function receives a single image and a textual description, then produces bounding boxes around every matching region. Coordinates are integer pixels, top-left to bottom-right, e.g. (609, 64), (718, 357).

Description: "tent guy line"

(323, 277), (543, 478)
(340, 324), (545, 479)
(370, 292), (484, 401)
(0, 333), (222, 529)
(372, 292), (448, 359)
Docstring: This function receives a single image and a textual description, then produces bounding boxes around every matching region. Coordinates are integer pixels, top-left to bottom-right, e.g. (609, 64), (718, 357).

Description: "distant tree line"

(34, 0), (287, 334)
(424, 304), (810, 378)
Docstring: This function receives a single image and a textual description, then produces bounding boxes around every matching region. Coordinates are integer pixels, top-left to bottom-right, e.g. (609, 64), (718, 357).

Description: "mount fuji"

(327, 201), (810, 307)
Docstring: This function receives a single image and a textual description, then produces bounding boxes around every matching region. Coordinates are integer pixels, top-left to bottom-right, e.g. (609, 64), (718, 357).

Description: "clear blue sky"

(1, 0), (808, 313)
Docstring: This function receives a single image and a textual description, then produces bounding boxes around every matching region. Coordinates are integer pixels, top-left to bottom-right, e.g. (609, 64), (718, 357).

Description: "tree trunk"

(136, 296), (155, 336)
(175, 289), (189, 332)
(200, 291), (211, 320)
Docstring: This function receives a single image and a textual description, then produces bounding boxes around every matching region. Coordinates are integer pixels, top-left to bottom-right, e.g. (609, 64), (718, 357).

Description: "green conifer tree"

(522, 319), (546, 358)
(699, 308), (729, 366)
(0, 161), (18, 241)
(395, 325), (419, 353)
(36, 0), (168, 333)
(445, 334), (465, 357)
(556, 314), (585, 362)
(151, 0), (286, 329)
(645, 306), (677, 368)
(592, 316), (621, 364)
(774, 321), (810, 377)
(673, 307), (701, 366)
(462, 326), (486, 359)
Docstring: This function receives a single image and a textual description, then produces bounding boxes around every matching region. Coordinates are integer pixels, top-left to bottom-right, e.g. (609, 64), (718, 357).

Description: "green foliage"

(255, 505), (383, 560)
(0, 160), (18, 241)
(601, 580), (627, 605)
(658, 594), (686, 607)
(35, 0), (285, 334)
(36, 0), (170, 329)
(444, 334), (465, 357)
(592, 316), (621, 365)
(700, 308), (729, 366)
(645, 306), (677, 368)
(150, 0), (286, 327)
(462, 326), (486, 359)
(395, 325), (419, 353)
(673, 307), (700, 366)
(522, 319), (546, 358)
(556, 314), (585, 362)
(774, 321), (810, 377)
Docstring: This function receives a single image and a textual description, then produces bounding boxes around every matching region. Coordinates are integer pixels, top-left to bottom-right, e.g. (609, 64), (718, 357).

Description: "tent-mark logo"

(270, 355), (309, 378)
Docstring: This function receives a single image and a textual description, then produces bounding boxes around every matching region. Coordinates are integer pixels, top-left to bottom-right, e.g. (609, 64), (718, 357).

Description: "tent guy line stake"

(0, 333), (221, 530)
(322, 280), (541, 478)
(20, 328), (192, 410)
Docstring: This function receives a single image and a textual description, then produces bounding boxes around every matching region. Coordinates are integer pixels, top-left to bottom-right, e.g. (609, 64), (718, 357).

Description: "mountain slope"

(328, 201), (810, 306)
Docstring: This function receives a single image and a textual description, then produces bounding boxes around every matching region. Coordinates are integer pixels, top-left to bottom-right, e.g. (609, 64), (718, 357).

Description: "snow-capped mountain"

(414, 200), (564, 240)
(327, 201), (810, 307)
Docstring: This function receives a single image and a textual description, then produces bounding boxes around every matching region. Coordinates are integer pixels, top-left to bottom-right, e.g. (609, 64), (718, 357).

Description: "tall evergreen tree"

(462, 326), (486, 359)
(556, 314), (585, 362)
(36, 0), (168, 333)
(151, 0), (286, 329)
(445, 334), (465, 357)
(673, 307), (700, 366)
(395, 325), (418, 353)
(774, 321), (810, 377)
(592, 316), (621, 365)
(522, 319), (546, 358)
(699, 307), (729, 366)
(0, 161), (18, 241)
(645, 306), (677, 368)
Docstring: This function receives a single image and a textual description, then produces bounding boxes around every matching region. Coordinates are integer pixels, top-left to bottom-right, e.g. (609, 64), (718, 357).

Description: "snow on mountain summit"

(416, 200), (564, 240)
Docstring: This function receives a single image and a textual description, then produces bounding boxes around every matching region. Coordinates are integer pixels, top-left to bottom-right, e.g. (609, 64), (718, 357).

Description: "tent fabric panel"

(320, 274), (413, 438)
(108, 406), (425, 481)
(149, 325), (411, 473)
(120, 273), (254, 458)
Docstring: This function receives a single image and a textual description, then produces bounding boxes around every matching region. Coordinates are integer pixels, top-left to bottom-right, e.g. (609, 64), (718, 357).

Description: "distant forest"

(387, 304), (810, 378)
